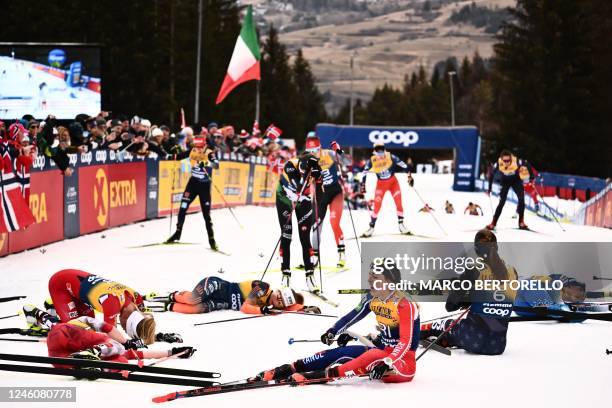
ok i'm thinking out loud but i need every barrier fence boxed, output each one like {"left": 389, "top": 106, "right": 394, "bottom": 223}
{"left": 0, "top": 150, "right": 278, "bottom": 257}
{"left": 573, "top": 183, "right": 611, "bottom": 229}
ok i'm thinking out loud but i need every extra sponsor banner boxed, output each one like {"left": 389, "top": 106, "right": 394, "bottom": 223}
{"left": 79, "top": 165, "right": 110, "bottom": 234}
{"left": 8, "top": 170, "right": 64, "bottom": 253}
{"left": 251, "top": 164, "right": 277, "bottom": 206}
{"left": 107, "top": 162, "right": 147, "bottom": 227}
{"left": 212, "top": 161, "right": 250, "bottom": 208}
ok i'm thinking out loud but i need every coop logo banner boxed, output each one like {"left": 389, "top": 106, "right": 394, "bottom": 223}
{"left": 361, "top": 242, "right": 611, "bottom": 302}
{"left": 369, "top": 130, "right": 419, "bottom": 147}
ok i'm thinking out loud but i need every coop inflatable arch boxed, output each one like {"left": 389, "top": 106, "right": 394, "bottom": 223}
{"left": 315, "top": 124, "right": 481, "bottom": 191}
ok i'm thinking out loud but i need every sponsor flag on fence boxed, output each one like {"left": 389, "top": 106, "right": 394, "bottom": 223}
{"left": 215, "top": 6, "right": 261, "bottom": 104}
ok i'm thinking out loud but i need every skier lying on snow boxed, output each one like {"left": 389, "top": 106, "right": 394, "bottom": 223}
{"left": 513, "top": 274, "right": 587, "bottom": 322}
{"left": 22, "top": 307, "right": 194, "bottom": 368}
{"left": 250, "top": 263, "right": 420, "bottom": 384}
{"left": 150, "top": 277, "right": 321, "bottom": 315}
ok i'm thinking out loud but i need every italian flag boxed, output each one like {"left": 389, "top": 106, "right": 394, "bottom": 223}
{"left": 215, "top": 6, "right": 261, "bottom": 104}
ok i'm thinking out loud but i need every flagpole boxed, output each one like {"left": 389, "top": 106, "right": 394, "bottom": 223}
{"left": 255, "top": 80, "right": 260, "bottom": 123}
{"left": 194, "top": 0, "right": 204, "bottom": 123}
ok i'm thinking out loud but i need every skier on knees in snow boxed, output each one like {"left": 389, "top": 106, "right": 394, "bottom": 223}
{"left": 166, "top": 135, "right": 219, "bottom": 250}
{"left": 304, "top": 132, "right": 347, "bottom": 268}
{"left": 275, "top": 152, "right": 322, "bottom": 292}
{"left": 361, "top": 143, "right": 414, "bottom": 237}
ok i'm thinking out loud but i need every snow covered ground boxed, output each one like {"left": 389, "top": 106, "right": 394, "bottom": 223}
{"left": 1, "top": 174, "right": 610, "bottom": 407}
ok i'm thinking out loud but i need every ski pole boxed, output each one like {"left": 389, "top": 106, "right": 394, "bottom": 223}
{"left": 420, "top": 311, "right": 464, "bottom": 324}
{"left": 194, "top": 314, "right": 272, "bottom": 326}
{"left": 168, "top": 156, "right": 179, "bottom": 235}
{"left": 0, "top": 296, "right": 26, "bottom": 303}
{"left": 416, "top": 307, "right": 469, "bottom": 361}
{"left": 332, "top": 148, "right": 361, "bottom": 259}
{"left": 411, "top": 184, "right": 447, "bottom": 235}
{"left": 288, "top": 338, "right": 320, "bottom": 345}
{"left": 593, "top": 276, "right": 612, "bottom": 281}
{"left": 279, "top": 310, "right": 338, "bottom": 318}
{"left": 0, "top": 314, "right": 19, "bottom": 320}
{"left": 0, "top": 338, "right": 46, "bottom": 343}
{"left": 260, "top": 169, "right": 312, "bottom": 282}
{"left": 121, "top": 349, "right": 190, "bottom": 378}
{"left": 536, "top": 191, "right": 565, "bottom": 232}
{"left": 200, "top": 165, "right": 244, "bottom": 230}
{"left": 312, "top": 179, "right": 324, "bottom": 293}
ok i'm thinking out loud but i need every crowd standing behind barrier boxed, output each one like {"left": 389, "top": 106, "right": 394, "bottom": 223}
{"left": 0, "top": 149, "right": 278, "bottom": 257}
{"left": 0, "top": 112, "right": 294, "bottom": 256}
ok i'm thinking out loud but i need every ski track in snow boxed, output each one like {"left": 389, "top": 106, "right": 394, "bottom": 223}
{"left": 1, "top": 174, "right": 610, "bottom": 407}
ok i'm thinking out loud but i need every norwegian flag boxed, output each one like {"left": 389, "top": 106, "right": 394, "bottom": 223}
{"left": 0, "top": 141, "right": 35, "bottom": 233}
{"left": 264, "top": 124, "right": 282, "bottom": 140}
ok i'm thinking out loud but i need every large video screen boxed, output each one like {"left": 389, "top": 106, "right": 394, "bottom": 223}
{"left": 0, "top": 43, "right": 101, "bottom": 119}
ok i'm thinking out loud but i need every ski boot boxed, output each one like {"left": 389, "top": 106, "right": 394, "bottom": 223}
{"left": 165, "top": 228, "right": 182, "bottom": 244}
{"left": 250, "top": 363, "right": 296, "bottom": 383}
{"left": 44, "top": 298, "right": 58, "bottom": 320}
{"left": 281, "top": 270, "right": 292, "bottom": 287}
{"left": 361, "top": 218, "right": 377, "bottom": 238}
{"left": 23, "top": 305, "right": 54, "bottom": 331}
{"left": 518, "top": 220, "right": 529, "bottom": 230}
{"left": 337, "top": 244, "right": 346, "bottom": 268}
{"left": 70, "top": 346, "right": 102, "bottom": 361}
{"left": 145, "top": 291, "right": 177, "bottom": 303}
{"left": 398, "top": 216, "right": 410, "bottom": 235}
{"left": 305, "top": 270, "right": 320, "bottom": 294}
{"left": 486, "top": 220, "right": 496, "bottom": 231}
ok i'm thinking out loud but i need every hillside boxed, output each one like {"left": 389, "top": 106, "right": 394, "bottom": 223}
{"left": 241, "top": 0, "right": 515, "bottom": 113}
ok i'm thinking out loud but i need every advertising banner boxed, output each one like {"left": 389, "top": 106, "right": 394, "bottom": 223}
{"left": 63, "top": 162, "right": 80, "bottom": 239}
{"left": 157, "top": 160, "right": 198, "bottom": 217}
{"left": 0, "top": 232, "right": 8, "bottom": 256}
{"left": 212, "top": 161, "right": 250, "bottom": 208}
{"left": 145, "top": 157, "right": 159, "bottom": 219}
{"left": 251, "top": 164, "right": 277, "bottom": 206}
{"left": 78, "top": 165, "right": 110, "bottom": 234}
{"left": 316, "top": 124, "right": 480, "bottom": 191}
{"left": 107, "top": 162, "right": 147, "bottom": 227}
{"left": 8, "top": 170, "right": 64, "bottom": 253}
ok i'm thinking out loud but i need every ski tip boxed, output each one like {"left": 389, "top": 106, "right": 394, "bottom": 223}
{"left": 152, "top": 393, "right": 174, "bottom": 403}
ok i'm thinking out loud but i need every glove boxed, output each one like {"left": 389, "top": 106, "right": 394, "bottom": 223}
{"left": 123, "top": 338, "right": 148, "bottom": 350}
{"left": 368, "top": 360, "right": 391, "bottom": 380}
{"left": 306, "top": 155, "right": 320, "bottom": 171}
{"left": 336, "top": 332, "right": 356, "bottom": 347}
{"left": 320, "top": 330, "right": 335, "bottom": 345}
{"left": 407, "top": 174, "right": 414, "bottom": 187}
{"left": 302, "top": 306, "right": 321, "bottom": 314}
{"left": 171, "top": 346, "right": 197, "bottom": 359}
{"left": 156, "top": 332, "right": 183, "bottom": 344}
{"left": 330, "top": 141, "right": 344, "bottom": 155}
{"left": 260, "top": 306, "right": 273, "bottom": 315}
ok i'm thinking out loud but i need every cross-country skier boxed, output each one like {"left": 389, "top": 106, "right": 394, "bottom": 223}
{"left": 47, "top": 269, "right": 157, "bottom": 345}
{"left": 513, "top": 274, "right": 586, "bottom": 322}
{"left": 361, "top": 143, "right": 414, "bottom": 237}
{"left": 155, "top": 277, "right": 320, "bottom": 315}
{"left": 304, "top": 132, "right": 346, "bottom": 267}
{"left": 420, "top": 229, "right": 518, "bottom": 355}
{"left": 464, "top": 202, "right": 483, "bottom": 216}
{"left": 276, "top": 152, "right": 322, "bottom": 292}
{"left": 486, "top": 150, "right": 534, "bottom": 230}
{"left": 22, "top": 310, "right": 195, "bottom": 369}
{"left": 166, "top": 135, "right": 219, "bottom": 250}
{"left": 444, "top": 200, "right": 455, "bottom": 214}
{"left": 288, "top": 263, "right": 420, "bottom": 384}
